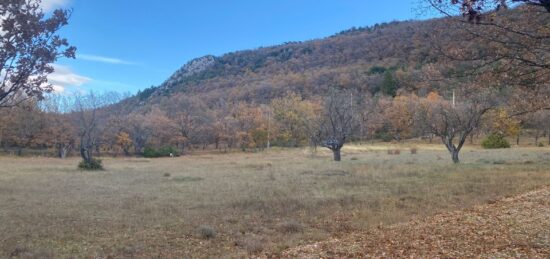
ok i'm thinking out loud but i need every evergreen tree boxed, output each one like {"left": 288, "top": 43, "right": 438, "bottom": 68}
{"left": 381, "top": 71, "right": 398, "bottom": 97}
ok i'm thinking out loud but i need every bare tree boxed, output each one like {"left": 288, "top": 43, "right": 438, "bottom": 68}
{"left": 317, "top": 89, "right": 356, "bottom": 161}
{"left": 72, "top": 92, "right": 106, "bottom": 168}
{"left": 0, "top": 0, "right": 75, "bottom": 107}
{"left": 73, "top": 91, "right": 125, "bottom": 163}
{"left": 416, "top": 89, "right": 497, "bottom": 163}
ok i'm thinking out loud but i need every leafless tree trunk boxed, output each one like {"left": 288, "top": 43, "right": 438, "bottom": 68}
{"left": 73, "top": 92, "right": 103, "bottom": 165}
{"left": 317, "top": 89, "right": 358, "bottom": 162}
{"left": 416, "top": 89, "right": 497, "bottom": 163}
{"left": 58, "top": 143, "right": 72, "bottom": 159}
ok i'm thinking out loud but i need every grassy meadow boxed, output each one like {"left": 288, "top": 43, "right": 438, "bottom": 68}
{"left": 1, "top": 143, "right": 549, "bottom": 258}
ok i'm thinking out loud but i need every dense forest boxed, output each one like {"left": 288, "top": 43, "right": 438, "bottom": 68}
{"left": 0, "top": 4, "right": 548, "bottom": 163}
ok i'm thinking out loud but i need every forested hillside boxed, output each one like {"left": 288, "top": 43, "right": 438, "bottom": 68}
{"left": 1, "top": 5, "right": 548, "bottom": 161}
{"left": 134, "top": 17, "right": 442, "bottom": 105}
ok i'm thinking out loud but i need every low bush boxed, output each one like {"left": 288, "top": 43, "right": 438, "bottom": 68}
{"left": 538, "top": 142, "right": 544, "bottom": 147}
{"left": 410, "top": 147, "right": 418, "bottom": 154}
{"left": 143, "top": 146, "right": 178, "bottom": 158}
{"left": 78, "top": 159, "right": 104, "bottom": 171}
{"left": 376, "top": 132, "right": 393, "bottom": 142}
{"left": 196, "top": 225, "right": 216, "bottom": 239}
{"left": 158, "top": 146, "right": 178, "bottom": 157}
{"left": 481, "top": 134, "right": 510, "bottom": 149}
{"left": 142, "top": 147, "right": 157, "bottom": 158}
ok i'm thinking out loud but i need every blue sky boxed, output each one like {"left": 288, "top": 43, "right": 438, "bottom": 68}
{"left": 44, "top": 0, "right": 432, "bottom": 94}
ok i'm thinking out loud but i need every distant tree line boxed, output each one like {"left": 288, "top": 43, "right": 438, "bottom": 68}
{"left": 0, "top": 86, "right": 548, "bottom": 163}
{"left": 1, "top": 0, "right": 548, "bottom": 165}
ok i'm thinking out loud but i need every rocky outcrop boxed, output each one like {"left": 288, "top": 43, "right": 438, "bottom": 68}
{"left": 161, "top": 55, "right": 216, "bottom": 90}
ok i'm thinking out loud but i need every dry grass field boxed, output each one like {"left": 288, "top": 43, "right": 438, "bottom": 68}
{"left": 1, "top": 143, "right": 549, "bottom": 258}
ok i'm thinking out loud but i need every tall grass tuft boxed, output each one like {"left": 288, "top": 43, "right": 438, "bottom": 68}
{"left": 197, "top": 225, "right": 216, "bottom": 239}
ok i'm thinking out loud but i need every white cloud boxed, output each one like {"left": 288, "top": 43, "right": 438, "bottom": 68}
{"left": 41, "top": 0, "right": 71, "bottom": 12}
{"left": 77, "top": 54, "right": 138, "bottom": 65}
{"left": 48, "top": 64, "right": 91, "bottom": 92}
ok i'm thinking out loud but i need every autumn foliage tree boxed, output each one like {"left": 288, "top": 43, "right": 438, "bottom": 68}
{"left": 116, "top": 132, "right": 132, "bottom": 156}
{"left": 484, "top": 109, "right": 521, "bottom": 138}
{"left": 381, "top": 95, "right": 419, "bottom": 141}
{"left": 43, "top": 113, "right": 75, "bottom": 158}
{"left": 0, "top": 0, "right": 75, "bottom": 107}
{"left": 271, "top": 92, "right": 321, "bottom": 147}
{"left": 2, "top": 101, "right": 45, "bottom": 155}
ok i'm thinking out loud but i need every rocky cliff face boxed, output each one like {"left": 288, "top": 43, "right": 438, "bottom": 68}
{"left": 161, "top": 55, "right": 217, "bottom": 90}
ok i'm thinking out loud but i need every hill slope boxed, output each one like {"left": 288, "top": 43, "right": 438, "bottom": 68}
{"left": 126, "top": 16, "right": 450, "bottom": 109}
{"left": 110, "top": 6, "right": 546, "bottom": 116}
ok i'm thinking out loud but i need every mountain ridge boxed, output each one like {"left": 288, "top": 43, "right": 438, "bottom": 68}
{"left": 133, "top": 18, "right": 429, "bottom": 104}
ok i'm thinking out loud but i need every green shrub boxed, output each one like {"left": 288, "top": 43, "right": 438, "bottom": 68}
{"left": 157, "top": 146, "right": 178, "bottom": 157}
{"left": 381, "top": 71, "right": 398, "bottom": 96}
{"left": 368, "top": 66, "right": 387, "bottom": 75}
{"left": 538, "top": 142, "right": 544, "bottom": 147}
{"left": 143, "top": 146, "right": 178, "bottom": 158}
{"left": 376, "top": 132, "right": 393, "bottom": 142}
{"left": 78, "top": 159, "right": 104, "bottom": 170}
{"left": 142, "top": 147, "right": 158, "bottom": 158}
{"left": 481, "top": 134, "right": 511, "bottom": 149}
